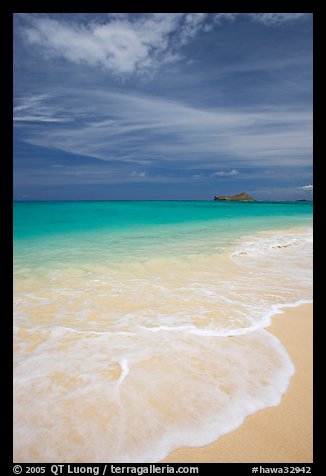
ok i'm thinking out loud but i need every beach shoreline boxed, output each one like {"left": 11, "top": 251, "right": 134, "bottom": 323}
{"left": 162, "top": 303, "right": 313, "bottom": 463}
{"left": 14, "top": 201, "right": 313, "bottom": 463}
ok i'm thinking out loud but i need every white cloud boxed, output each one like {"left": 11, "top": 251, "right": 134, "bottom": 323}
{"left": 18, "top": 13, "right": 310, "bottom": 77}
{"left": 300, "top": 184, "right": 313, "bottom": 191}
{"left": 178, "top": 13, "right": 207, "bottom": 44}
{"left": 23, "top": 17, "right": 147, "bottom": 75}
{"left": 20, "top": 14, "right": 201, "bottom": 77}
{"left": 250, "top": 13, "right": 308, "bottom": 25}
{"left": 130, "top": 170, "right": 147, "bottom": 178}
{"left": 213, "top": 12, "right": 308, "bottom": 26}
{"left": 213, "top": 13, "right": 308, "bottom": 26}
{"left": 210, "top": 169, "right": 239, "bottom": 177}
{"left": 213, "top": 13, "right": 238, "bottom": 24}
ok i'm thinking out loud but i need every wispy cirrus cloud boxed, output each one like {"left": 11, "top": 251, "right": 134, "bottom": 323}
{"left": 16, "top": 89, "right": 312, "bottom": 170}
{"left": 14, "top": 94, "right": 72, "bottom": 123}
{"left": 214, "top": 13, "right": 308, "bottom": 26}
{"left": 210, "top": 169, "right": 239, "bottom": 177}
{"left": 250, "top": 13, "right": 308, "bottom": 25}
{"left": 13, "top": 115, "right": 71, "bottom": 123}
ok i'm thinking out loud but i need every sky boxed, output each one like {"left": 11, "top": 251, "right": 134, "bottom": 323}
{"left": 13, "top": 13, "right": 313, "bottom": 200}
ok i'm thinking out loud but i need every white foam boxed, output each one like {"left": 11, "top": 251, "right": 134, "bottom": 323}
{"left": 118, "top": 357, "right": 130, "bottom": 384}
{"left": 231, "top": 226, "right": 312, "bottom": 262}
{"left": 13, "top": 225, "right": 312, "bottom": 462}
{"left": 14, "top": 328, "right": 294, "bottom": 463}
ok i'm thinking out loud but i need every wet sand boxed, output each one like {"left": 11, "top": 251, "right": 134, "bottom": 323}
{"left": 162, "top": 303, "right": 313, "bottom": 463}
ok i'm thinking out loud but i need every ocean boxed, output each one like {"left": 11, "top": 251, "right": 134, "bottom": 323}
{"left": 13, "top": 200, "right": 313, "bottom": 462}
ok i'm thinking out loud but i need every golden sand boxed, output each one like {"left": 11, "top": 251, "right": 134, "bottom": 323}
{"left": 162, "top": 303, "right": 313, "bottom": 463}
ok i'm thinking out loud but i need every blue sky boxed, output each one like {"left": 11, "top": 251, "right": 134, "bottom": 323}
{"left": 13, "top": 13, "right": 313, "bottom": 200}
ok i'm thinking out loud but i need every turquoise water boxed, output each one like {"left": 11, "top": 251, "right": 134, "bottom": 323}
{"left": 14, "top": 200, "right": 312, "bottom": 267}
{"left": 13, "top": 201, "right": 313, "bottom": 463}
{"left": 14, "top": 200, "right": 313, "bottom": 239}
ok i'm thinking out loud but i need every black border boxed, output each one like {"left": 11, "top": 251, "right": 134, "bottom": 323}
{"left": 6, "top": 3, "right": 320, "bottom": 472}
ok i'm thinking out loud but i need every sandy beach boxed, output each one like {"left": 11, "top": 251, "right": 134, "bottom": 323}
{"left": 14, "top": 201, "right": 313, "bottom": 462}
{"left": 162, "top": 303, "right": 313, "bottom": 463}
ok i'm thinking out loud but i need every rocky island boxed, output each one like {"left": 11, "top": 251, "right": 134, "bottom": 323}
{"left": 213, "top": 192, "right": 255, "bottom": 202}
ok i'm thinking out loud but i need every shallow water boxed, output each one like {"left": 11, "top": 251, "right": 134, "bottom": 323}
{"left": 13, "top": 201, "right": 313, "bottom": 462}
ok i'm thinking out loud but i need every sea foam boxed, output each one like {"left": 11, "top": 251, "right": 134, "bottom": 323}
{"left": 13, "top": 224, "right": 312, "bottom": 462}
{"left": 14, "top": 327, "right": 294, "bottom": 463}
